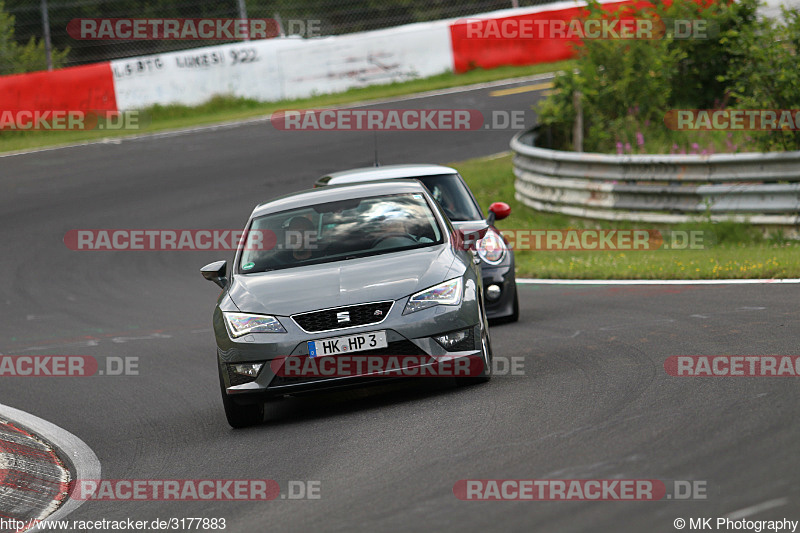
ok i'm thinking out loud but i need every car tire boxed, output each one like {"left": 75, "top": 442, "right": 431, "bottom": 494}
{"left": 508, "top": 288, "right": 520, "bottom": 323}
{"left": 219, "top": 369, "right": 264, "bottom": 428}
{"left": 456, "top": 304, "right": 493, "bottom": 386}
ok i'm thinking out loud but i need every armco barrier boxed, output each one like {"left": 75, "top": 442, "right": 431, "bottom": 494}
{"left": 511, "top": 128, "right": 800, "bottom": 225}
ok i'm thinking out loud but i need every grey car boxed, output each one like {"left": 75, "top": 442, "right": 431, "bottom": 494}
{"left": 315, "top": 164, "right": 519, "bottom": 322}
{"left": 201, "top": 180, "right": 493, "bottom": 428}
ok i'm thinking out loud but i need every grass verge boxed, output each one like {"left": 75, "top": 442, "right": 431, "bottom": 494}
{"left": 453, "top": 153, "right": 800, "bottom": 279}
{"left": 0, "top": 61, "right": 572, "bottom": 154}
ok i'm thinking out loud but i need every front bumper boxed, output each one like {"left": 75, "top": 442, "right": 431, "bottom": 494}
{"left": 215, "top": 284, "right": 483, "bottom": 399}
{"left": 482, "top": 263, "right": 517, "bottom": 320}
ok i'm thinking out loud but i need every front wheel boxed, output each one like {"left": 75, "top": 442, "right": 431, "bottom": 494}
{"left": 219, "top": 369, "right": 264, "bottom": 428}
{"left": 456, "top": 305, "right": 493, "bottom": 386}
{"left": 508, "top": 288, "right": 519, "bottom": 323}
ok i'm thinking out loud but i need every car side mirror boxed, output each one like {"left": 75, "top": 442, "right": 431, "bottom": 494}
{"left": 453, "top": 223, "right": 489, "bottom": 251}
{"left": 201, "top": 260, "right": 228, "bottom": 289}
{"left": 488, "top": 202, "right": 511, "bottom": 224}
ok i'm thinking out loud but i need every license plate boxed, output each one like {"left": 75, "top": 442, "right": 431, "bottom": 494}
{"left": 308, "top": 331, "right": 388, "bottom": 357}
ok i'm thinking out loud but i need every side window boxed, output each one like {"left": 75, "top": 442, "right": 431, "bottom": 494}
{"left": 420, "top": 177, "right": 472, "bottom": 220}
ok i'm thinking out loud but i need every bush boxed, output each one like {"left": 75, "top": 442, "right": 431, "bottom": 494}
{"left": 721, "top": 6, "right": 800, "bottom": 151}
{"left": 536, "top": 0, "right": 783, "bottom": 153}
{"left": 537, "top": 8, "right": 685, "bottom": 153}
{"left": 667, "top": 0, "right": 760, "bottom": 108}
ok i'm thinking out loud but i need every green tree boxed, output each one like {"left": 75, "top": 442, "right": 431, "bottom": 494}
{"left": 536, "top": 0, "right": 767, "bottom": 152}
{"left": 0, "top": 0, "right": 16, "bottom": 72}
{"left": 537, "top": 1, "right": 686, "bottom": 152}
{"left": 0, "top": 0, "right": 68, "bottom": 75}
{"left": 721, "top": 5, "right": 800, "bottom": 151}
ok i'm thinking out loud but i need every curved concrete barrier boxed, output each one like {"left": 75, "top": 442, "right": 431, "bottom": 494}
{"left": 0, "top": 404, "right": 100, "bottom": 531}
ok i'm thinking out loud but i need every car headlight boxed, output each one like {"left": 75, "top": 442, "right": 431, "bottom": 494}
{"left": 403, "top": 278, "right": 463, "bottom": 315}
{"left": 224, "top": 312, "right": 286, "bottom": 337}
{"left": 476, "top": 228, "right": 506, "bottom": 265}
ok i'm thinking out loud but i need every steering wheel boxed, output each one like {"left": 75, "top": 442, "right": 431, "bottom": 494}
{"left": 371, "top": 233, "right": 417, "bottom": 248}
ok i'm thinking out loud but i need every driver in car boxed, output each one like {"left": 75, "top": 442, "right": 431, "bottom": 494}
{"left": 282, "top": 215, "right": 317, "bottom": 261}
{"left": 372, "top": 213, "right": 432, "bottom": 248}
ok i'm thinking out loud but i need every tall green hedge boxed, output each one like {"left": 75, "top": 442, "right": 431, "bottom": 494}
{"left": 537, "top": 0, "right": 800, "bottom": 152}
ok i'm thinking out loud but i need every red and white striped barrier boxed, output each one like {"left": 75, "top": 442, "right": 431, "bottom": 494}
{"left": 0, "top": 62, "right": 116, "bottom": 113}
{"left": 0, "top": 0, "right": 658, "bottom": 113}
{"left": 449, "top": 0, "right": 642, "bottom": 73}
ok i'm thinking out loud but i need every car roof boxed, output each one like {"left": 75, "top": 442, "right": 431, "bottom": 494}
{"left": 319, "top": 164, "right": 458, "bottom": 186}
{"left": 251, "top": 180, "right": 430, "bottom": 218}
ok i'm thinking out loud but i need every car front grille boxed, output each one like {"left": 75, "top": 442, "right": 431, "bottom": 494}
{"left": 292, "top": 301, "right": 393, "bottom": 333}
{"left": 269, "top": 339, "right": 428, "bottom": 387}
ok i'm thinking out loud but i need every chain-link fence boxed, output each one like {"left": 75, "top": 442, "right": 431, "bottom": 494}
{"left": 2, "top": 0, "right": 558, "bottom": 74}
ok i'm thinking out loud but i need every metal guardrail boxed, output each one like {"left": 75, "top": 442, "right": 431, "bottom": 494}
{"left": 510, "top": 128, "right": 800, "bottom": 225}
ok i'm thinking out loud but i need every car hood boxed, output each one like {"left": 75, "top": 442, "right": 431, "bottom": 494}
{"left": 228, "top": 245, "right": 461, "bottom": 316}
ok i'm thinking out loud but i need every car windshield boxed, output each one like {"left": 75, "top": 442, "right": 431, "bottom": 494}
{"left": 239, "top": 192, "right": 443, "bottom": 273}
{"left": 415, "top": 174, "right": 483, "bottom": 221}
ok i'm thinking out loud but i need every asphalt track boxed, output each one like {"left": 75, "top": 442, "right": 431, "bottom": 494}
{"left": 1, "top": 77, "right": 799, "bottom": 532}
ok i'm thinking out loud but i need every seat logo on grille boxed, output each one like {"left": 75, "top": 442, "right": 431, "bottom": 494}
{"left": 336, "top": 311, "right": 351, "bottom": 323}
{"left": 374, "top": 309, "right": 383, "bottom": 316}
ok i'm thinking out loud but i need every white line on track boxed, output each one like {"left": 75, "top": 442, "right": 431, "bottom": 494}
{"left": 0, "top": 403, "right": 101, "bottom": 530}
{"left": 724, "top": 497, "right": 789, "bottom": 519}
{"left": 517, "top": 278, "right": 800, "bottom": 285}
{"left": 475, "top": 151, "right": 511, "bottom": 161}
{"left": 0, "top": 72, "right": 559, "bottom": 159}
